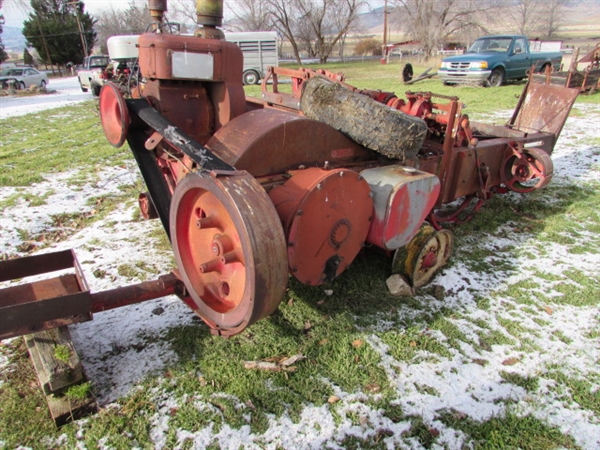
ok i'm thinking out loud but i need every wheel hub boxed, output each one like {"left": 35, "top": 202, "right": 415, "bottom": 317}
{"left": 501, "top": 145, "right": 553, "bottom": 193}
{"left": 170, "top": 171, "right": 288, "bottom": 335}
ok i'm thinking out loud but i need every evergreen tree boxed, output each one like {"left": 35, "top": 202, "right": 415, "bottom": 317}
{"left": 23, "top": 47, "right": 34, "bottom": 65}
{"left": 0, "top": 0, "right": 9, "bottom": 63}
{"left": 22, "top": 0, "right": 97, "bottom": 66}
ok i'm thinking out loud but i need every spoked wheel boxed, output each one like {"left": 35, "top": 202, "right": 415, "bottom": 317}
{"left": 170, "top": 171, "right": 288, "bottom": 336}
{"left": 392, "top": 224, "right": 453, "bottom": 288}
{"left": 501, "top": 147, "right": 553, "bottom": 193}
{"left": 428, "top": 194, "right": 485, "bottom": 230}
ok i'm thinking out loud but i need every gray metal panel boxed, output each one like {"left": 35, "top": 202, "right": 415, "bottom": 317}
{"left": 172, "top": 51, "right": 214, "bottom": 80}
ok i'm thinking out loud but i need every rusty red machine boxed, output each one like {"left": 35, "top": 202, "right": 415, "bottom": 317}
{"left": 0, "top": 0, "right": 579, "bottom": 341}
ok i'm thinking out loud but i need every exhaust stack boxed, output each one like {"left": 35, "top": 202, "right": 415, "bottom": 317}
{"left": 194, "top": 0, "right": 225, "bottom": 39}
{"left": 148, "top": 0, "right": 168, "bottom": 31}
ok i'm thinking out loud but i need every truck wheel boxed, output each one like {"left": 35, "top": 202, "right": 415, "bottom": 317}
{"left": 487, "top": 68, "right": 504, "bottom": 87}
{"left": 539, "top": 63, "right": 551, "bottom": 74}
{"left": 243, "top": 70, "right": 260, "bottom": 85}
{"left": 91, "top": 83, "right": 102, "bottom": 97}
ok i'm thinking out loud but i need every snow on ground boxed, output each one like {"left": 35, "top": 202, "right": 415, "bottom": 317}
{"left": 0, "top": 76, "right": 89, "bottom": 119}
{"left": 0, "top": 89, "right": 599, "bottom": 448}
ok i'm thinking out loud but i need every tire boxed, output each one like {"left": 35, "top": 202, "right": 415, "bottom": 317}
{"left": 539, "top": 64, "right": 550, "bottom": 74}
{"left": 402, "top": 63, "right": 414, "bottom": 82}
{"left": 243, "top": 70, "right": 260, "bottom": 85}
{"left": 91, "top": 83, "right": 102, "bottom": 97}
{"left": 19, "top": 81, "right": 26, "bottom": 90}
{"left": 487, "top": 68, "right": 504, "bottom": 87}
{"left": 40, "top": 80, "right": 47, "bottom": 89}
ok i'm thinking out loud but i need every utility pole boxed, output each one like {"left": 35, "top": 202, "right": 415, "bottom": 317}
{"left": 67, "top": 1, "right": 88, "bottom": 57}
{"left": 35, "top": 15, "right": 57, "bottom": 76}
{"left": 381, "top": 0, "right": 388, "bottom": 64}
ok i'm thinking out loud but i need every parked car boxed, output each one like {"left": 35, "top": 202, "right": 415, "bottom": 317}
{"left": 0, "top": 67, "right": 49, "bottom": 90}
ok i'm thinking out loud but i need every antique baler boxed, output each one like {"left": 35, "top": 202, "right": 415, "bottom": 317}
{"left": 0, "top": 0, "right": 580, "bottom": 343}
{"left": 94, "top": 0, "right": 458, "bottom": 337}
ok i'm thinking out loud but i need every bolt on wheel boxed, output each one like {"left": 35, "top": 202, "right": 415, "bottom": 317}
{"left": 170, "top": 171, "right": 288, "bottom": 336}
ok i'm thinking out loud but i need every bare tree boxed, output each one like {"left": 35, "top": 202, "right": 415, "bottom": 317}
{"left": 391, "top": 0, "right": 489, "bottom": 61}
{"left": 266, "top": 0, "right": 303, "bottom": 64}
{"left": 295, "top": 17, "right": 317, "bottom": 59}
{"left": 540, "top": 0, "right": 568, "bottom": 37}
{"left": 168, "top": 0, "right": 195, "bottom": 30}
{"left": 226, "top": 0, "right": 273, "bottom": 31}
{"left": 299, "top": 0, "right": 362, "bottom": 63}
{"left": 502, "top": 0, "right": 544, "bottom": 36}
{"left": 94, "top": 2, "right": 150, "bottom": 54}
{"left": 267, "top": 0, "right": 362, "bottom": 64}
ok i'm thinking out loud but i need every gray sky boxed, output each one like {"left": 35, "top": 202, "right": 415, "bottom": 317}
{"left": 2, "top": 0, "right": 386, "bottom": 28}
{"left": 3, "top": 0, "right": 146, "bottom": 27}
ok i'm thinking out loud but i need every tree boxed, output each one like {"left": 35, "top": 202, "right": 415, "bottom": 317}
{"left": 354, "top": 38, "right": 382, "bottom": 56}
{"left": 267, "top": 0, "right": 362, "bottom": 64}
{"left": 299, "top": 0, "right": 362, "bottom": 63}
{"left": 391, "top": 0, "right": 489, "bottom": 61}
{"left": 0, "top": 0, "right": 9, "bottom": 63}
{"left": 23, "top": 47, "right": 34, "bottom": 65}
{"left": 502, "top": 0, "right": 543, "bottom": 35}
{"left": 22, "top": 1, "right": 96, "bottom": 65}
{"left": 168, "top": 0, "right": 196, "bottom": 30}
{"left": 94, "top": 2, "right": 150, "bottom": 54}
{"left": 226, "top": 0, "right": 272, "bottom": 31}
{"left": 266, "top": 0, "right": 302, "bottom": 64}
{"left": 540, "top": 0, "right": 568, "bottom": 37}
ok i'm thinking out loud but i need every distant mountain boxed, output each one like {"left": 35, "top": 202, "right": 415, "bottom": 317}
{"left": 1, "top": 26, "right": 27, "bottom": 53}
{"left": 356, "top": 6, "right": 386, "bottom": 32}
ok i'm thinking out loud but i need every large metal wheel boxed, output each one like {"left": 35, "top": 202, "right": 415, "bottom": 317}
{"left": 501, "top": 147, "right": 553, "bottom": 193}
{"left": 170, "top": 171, "right": 288, "bottom": 336}
{"left": 392, "top": 225, "right": 453, "bottom": 288}
{"left": 99, "top": 82, "right": 130, "bottom": 148}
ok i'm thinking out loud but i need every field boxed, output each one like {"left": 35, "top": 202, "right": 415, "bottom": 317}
{"left": 0, "top": 61, "right": 599, "bottom": 449}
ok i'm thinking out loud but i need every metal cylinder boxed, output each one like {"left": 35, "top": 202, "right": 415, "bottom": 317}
{"left": 148, "top": 0, "right": 168, "bottom": 11}
{"left": 148, "top": 0, "right": 168, "bottom": 26}
{"left": 196, "top": 0, "right": 223, "bottom": 27}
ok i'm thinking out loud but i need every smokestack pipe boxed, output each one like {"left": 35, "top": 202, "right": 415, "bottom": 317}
{"left": 148, "top": 0, "right": 168, "bottom": 30}
{"left": 195, "top": 0, "right": 225, "bottom": 39}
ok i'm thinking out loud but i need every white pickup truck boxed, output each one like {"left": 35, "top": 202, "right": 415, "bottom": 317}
{"left": 77, "top": 55, "right": 110, "bottom": 96}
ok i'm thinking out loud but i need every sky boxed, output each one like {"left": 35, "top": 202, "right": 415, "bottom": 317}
{"left": 3, "top": 0, "right": 386, "bottom": 28}
{"left": 2, "top": 0, "right": 148, "bottom": 27}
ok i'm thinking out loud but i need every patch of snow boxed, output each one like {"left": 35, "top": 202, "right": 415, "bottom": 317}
{"left": 0, "top": 76, "right": 91, "bottom": 119}
{"left": 0, "top": 91, "right": 598, "bottom": 449}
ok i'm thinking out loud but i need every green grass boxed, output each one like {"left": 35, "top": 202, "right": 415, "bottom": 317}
{"left": 1, "top": 62, "right": 599, "bottom": 449}
{"left": 246, "top": 60, "right": 600, "bottom": 117}
{"left": 0, "top": 101, "right": 131, "bottom": 186}
{"left": 438, "top": 411, "right": 579, "bottom": 449}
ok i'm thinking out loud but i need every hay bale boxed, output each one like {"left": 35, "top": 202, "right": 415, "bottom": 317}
{"left": 300, "top": 76, "right": 427, "bottom": 160}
